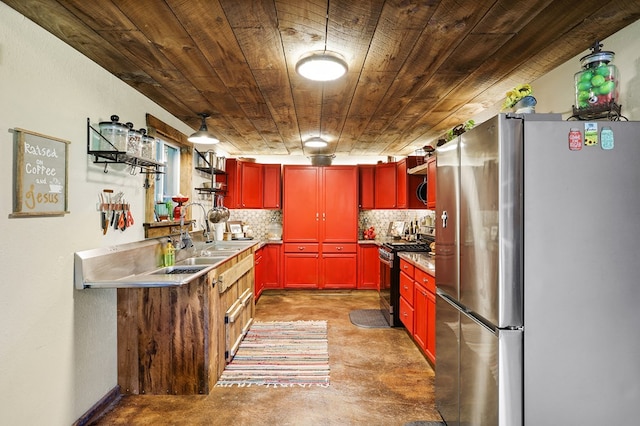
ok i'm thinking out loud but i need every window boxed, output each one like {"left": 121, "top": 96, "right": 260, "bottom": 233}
{"left": 155, "top": 139, "right": 180, "bottom": 203}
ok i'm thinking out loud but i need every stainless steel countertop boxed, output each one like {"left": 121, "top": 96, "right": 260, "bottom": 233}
{"left": 75, "top": 239, "right": 260, "bottom": 289}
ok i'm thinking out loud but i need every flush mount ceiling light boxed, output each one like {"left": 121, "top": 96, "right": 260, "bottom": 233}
{"left": 188, "top": 113, "right": 219, "bottom": 144}
{"left": 304, "top": 136, "right": 329, "bottom": 148}
{"left": 296, "top": 51, "right": 348, "bottom": 82}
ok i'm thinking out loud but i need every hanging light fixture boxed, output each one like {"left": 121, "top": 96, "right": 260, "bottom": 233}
{"left": 304, "top": 136, "right": 328, "bottom": 148}
{"left": 188, "top": 113, "right": 219, "bottom": 144}
{"left": 296, "top": 51, "right": 348, "bottom": 82}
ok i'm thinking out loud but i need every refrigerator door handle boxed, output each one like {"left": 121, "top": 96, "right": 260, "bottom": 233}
{"left": 441, "top": 210, "right": 448, "bottom": 228}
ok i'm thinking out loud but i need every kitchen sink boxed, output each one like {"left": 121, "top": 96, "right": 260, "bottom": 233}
{"left": 150, "top": 265, "right": 210, "bottom": 275}
{"left": 178, "top": 256, "right": 228, "bottom": 265}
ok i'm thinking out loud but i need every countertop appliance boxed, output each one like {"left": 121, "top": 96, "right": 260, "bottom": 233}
{"left": 435, "top": 113, "right": 640, "bottom": 425}
{"left": 379, "top": 239, "right": 432, "bottom": 326}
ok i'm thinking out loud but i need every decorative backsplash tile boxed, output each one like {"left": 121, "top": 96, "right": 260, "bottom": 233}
{"left": 224, "top": 208, "right": 435, "bottom": 241}
{"left": 358, "top": 209, "right": 434, "bottom": 238}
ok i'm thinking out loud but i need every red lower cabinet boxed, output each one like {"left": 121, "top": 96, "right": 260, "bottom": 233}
{"left": 426, "top": 290, "right": 436, "bottom": 363}
{"left": 262, "top": 244, "right": 281, "bottom": 290}
{"left": 413, "top": 282, "right": 428, "bottom": 351}
{"left": 399, "top": 296, "right": 414, "bottom": 334}
{"left": 400, "top": 258, "right": 436, "bottom": 365}
{"left": 283, "top": 252, "right": 319, "bottom": 288}
{"left": 357, "top": 243, "right": 379, "bottom": 289}
{"left": 322, "top": 253, "right": 357, "bottom": 289}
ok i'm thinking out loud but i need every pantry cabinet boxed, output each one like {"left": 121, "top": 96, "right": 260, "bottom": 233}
{"left": 282, "top": 166, "right": 357, "bottom": 288}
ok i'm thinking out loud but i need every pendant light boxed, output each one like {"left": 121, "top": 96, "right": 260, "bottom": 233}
{"left": 188, "top": 113, "right": 219, "bottom": 144}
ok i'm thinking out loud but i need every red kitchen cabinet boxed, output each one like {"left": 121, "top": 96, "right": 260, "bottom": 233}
{"left": 283, "top": 166, "right": 357, "bottom": 288}
{"left": 426, "top": 289, "right": 436, "bottom": 364}
{"left": 262, "top": 243, "right": 281, "bottom": 290}
{"left": 322, "top": 252, "right": 357, "bottom": 288}
{"left": 426, "top": 156, "right": 436, "bottom": 209}
{"left": 263, "top": 164, "right": 281, "bottom": 209}
{"left": 399, "top": 257, "right": 436, "bottom": 365}
{"left": 375, "top": 162, "right": 397, "bottom": 208}
{"left": 357, "top": 243, "right": 379, "bottom": 289}
{"left": 414, "top": 266, "right": 436, "bottom": 365}
{"left": 322, "top": 167, "right": 358, "bottom": 242}
{"left": 399, "top": 156, "right": 428, "bottom": 209}
{"left": 254, "top": 247, "right": 265, "bottom": 300}
{"left": 224, "top": 159, "right": 280, "bottom": 209}
{"left": 397, "top": 158, "right": 408, "bottom": 208}
{"left": 283, "top": 166, "right": 320, "bottom": 242}
{"left": 358, "top": 164, "right": 375, "bottom": 209}
{"left": 399, "top": 295, "right": 414, "bottom": 334}
{"left": 413, "top": 281, "right": 428, "bottom": 353}
{"left": 283, "top": 244, "right": 319, "bottom": 288}
{"left": 239, "top": 161, "right": 263, "bottom": 208}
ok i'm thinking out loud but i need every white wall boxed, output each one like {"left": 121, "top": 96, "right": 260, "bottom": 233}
{"left": 473, "top": 18, "right": 640, "bottom": 124}
{"left": 1, "top": 3, "right": 638, "bottom": 424}
{"left": 0, "top": 4, "right": 192, "bottom": 425}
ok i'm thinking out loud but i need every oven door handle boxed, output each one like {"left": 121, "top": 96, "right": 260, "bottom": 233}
{"left": 379, "top": 256, "right": 393, "bottom": 268}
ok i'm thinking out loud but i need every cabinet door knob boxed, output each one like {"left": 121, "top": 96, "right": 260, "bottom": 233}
{"left": 336, "top": 246, "right": 342, "bottom": 250}
{"left": 298, "top": 246, "right": 305, "bottom": 251}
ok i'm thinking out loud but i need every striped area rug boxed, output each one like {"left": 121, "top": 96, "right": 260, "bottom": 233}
{"left": 215, "top": 320, "right": 330, "bottom": 388}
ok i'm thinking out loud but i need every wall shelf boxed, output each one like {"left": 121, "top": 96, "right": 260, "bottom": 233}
{"left": 87, "top": 118, "right": 165, "bottom": 174}
{"left": 194, "top": 148, "right": 227, "bottom": 194}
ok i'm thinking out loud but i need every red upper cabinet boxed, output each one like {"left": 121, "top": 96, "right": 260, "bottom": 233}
{"left": 358, "top": 165, "right": 375, "bottom": 209}
{"left": 397, "top": 159, "right": 409, "bottom": 208}
{"left": 224, "top": 159, "right": 281, "bottom": 209}
{"left": 263, "top": 164, "right": 282, "bottom": 209}
{"left": 426, "top": 156, "right": 436, "bottom": 209}
{"left": 239, "top": 161, "right": 263, "bottom": 208}
{"left": 399, "top": 156, "right": 428, "bottom": 209}
{"left": 375, "top": 162, "right": 397, "bottom": 208}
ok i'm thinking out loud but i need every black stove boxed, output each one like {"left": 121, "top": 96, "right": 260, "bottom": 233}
{"left": 382, "top": 241, "right": 431, "bottom": 252}
{"left": 379, "top": 238, "right": 433, "bottom": 326}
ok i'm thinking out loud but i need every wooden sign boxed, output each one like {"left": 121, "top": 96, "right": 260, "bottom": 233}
{"left": 11, "top": 128, "right": 70, "bottom": 217}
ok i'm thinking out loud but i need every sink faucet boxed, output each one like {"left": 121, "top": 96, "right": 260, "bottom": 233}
{"left": 179, "top": 202, "right": 212, "bottom": 249}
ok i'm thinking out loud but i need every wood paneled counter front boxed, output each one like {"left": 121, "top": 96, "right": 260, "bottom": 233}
{"left": 117, "top": 247, "right": 256, "bottom": 395}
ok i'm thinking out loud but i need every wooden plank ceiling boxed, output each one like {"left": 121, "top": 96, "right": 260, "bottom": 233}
{"left": 4, "top": 0, "right": 640, "bottom": 157}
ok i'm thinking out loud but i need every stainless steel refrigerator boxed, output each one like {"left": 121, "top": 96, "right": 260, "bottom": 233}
{"left": 434, "top": 113, "right": 640, "bottom": 426}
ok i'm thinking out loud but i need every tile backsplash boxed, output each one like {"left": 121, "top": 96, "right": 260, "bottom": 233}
{"left": 224, "top": 209, "right": 435, "bottom": 240}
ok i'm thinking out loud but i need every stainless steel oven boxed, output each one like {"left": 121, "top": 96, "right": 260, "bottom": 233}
{"left": 379, "top": 240, "right": 433, "bottom": 327}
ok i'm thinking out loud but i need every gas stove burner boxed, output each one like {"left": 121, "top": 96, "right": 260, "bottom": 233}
{"left": 382, "top": 242, "right": 430, "bottom": 252}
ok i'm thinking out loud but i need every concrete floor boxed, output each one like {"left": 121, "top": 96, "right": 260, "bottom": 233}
{"left": 92, "top": 290, "right": 441, "bottom": 426}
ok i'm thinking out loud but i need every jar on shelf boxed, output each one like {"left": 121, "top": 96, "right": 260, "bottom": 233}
{"left": 126, "top": 123, "right": 142, "bottom": 157}
{"left": 98, "top": 115, "right": 128, "bottom": 151}
{"left": 574, "top": 41, "right": 619, "bottom": 111}
{"left": 140, "top": 129, "right": 156, "bottom": 160}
